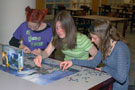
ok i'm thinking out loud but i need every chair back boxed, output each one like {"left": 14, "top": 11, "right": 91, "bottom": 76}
{"left": 102, "top": 5, "right": 111, "bottom": 16}
{"left": 58, "top": 5, "right": 66, "bottom": 11}
{"left": 79, "top": 5, "right": 89, "bottom": 15}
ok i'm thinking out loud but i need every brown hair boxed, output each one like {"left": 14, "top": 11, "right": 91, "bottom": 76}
{"left": 89, "top": 19, "right": 128, "bottom": 60}
{"left": 52, "top": 10, "right": 77, "bottom": 50}
{"left": 25, "top": 6, "right": 48, "bottom": 23}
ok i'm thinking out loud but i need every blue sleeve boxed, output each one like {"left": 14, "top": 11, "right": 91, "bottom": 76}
{"left": 46, "top": 23, "right": 53, "bottom": 43}
{"left": 72, "top": 50, "right": 102, "bottom": 68}
{"left": 102, "top": 44, "right": 130, "bottom": 84}
{"left": 48, "top": 27, "right": 53, "bottom": 43}
{"left": 13, "top": 22, "right": 25, "bottom": 40}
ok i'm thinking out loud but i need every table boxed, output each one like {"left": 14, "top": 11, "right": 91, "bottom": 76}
{"left": 66, "top": 8, "right": 83, "bottom": 16}
{"left": 0, "top": 57, "right": 114, "bottom": 90}
{"left": 74, "top": 15, "right": 128, "bottom": 37}
{"left": 53, "top": 7, "right": 83, "bottom": 16}
{"left": 98, "top": 6, "right": 123, "bottom": 15}
{"left": 111, "top": 7, "right": 123, "bottom": 13}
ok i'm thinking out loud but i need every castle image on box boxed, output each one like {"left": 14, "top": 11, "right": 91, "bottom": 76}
{"left": 1, "top": 45, "right": 23, "bottom": 71}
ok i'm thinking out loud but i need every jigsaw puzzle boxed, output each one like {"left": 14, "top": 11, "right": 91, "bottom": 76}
{"left": 0, "top": 53, "right": 79, "bottom": 86}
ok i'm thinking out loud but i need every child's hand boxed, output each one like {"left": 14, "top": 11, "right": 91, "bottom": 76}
{"left": 23, "top": 46, "right": 31, "bottom": 53}
{"left": 95, "top": 67, "right": 102, "bottom": 71}
{"left": 34, "top": 55, "right": 42, "bottom": 67}
{"left": 60, "top": 61, "right": 73, "bottom": 71}
{"left": 19, "top": 44, "right": 31, "bottom": 53}
{"left": 31, "top": 48, "right": 41, "bottom": 55}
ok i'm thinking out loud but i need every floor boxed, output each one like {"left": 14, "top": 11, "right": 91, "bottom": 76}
{"left": 46, "top": 19, "right": 135, "bottom": 88}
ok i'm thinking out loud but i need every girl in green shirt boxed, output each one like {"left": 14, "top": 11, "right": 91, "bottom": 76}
{"left": 34, "top": 10, "right": 97, "bottom": 67}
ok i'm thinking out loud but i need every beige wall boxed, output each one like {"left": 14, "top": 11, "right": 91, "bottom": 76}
{"left": 0, "top": 0, "right": 35, "bottom": 44}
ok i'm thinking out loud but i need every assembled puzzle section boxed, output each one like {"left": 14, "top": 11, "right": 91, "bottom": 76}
{"left": 23, "top": 53, "right": 77, "bottom": 75}
{"left": 0, "top": 53, "right": 79, "bottom": 86}
{"left": 1, "top": 44, "right": 23, "bottom": 71}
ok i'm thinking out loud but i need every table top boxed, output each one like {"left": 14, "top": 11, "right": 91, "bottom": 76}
{"left": 66, "top": 8, "right": 83, "bottom": 11}
{"left": 0, "top": 57, "right": 112, "bottom": 90}
{"left": 74, "top": 15, "right": 128, "bottom": 21}
{"left": 99, "top": 6, "right": 123, "bottom": 9}
{"left": 111, "top": 7, "right": 123, "bottom": 10}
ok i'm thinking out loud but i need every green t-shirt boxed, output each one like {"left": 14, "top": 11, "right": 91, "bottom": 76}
{"left": 62, "top": 33, "right": 93, "bottom": 60}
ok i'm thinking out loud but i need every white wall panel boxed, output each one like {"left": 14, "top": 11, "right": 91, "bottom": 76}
{"left": 0, "top": 0, "right": 35, "bottom": 44}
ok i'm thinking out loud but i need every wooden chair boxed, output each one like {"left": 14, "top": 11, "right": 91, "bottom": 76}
{"left": 73, "top": 6, "right": 90, "bottom": 35}
{"left": 58, "top": 4, "right": 66, "bottom": 11}
{"left": 54, "top": 5, "right": 66, "bottom": 16}
{"left": 101, "top": 5, "right": 111, "bottom": 16}
{"left": 78, "top": 5, "right": 89, "bottom": 16}
{"left": 119, "top": 6, "right": 129, "bottom": 18}
{"left": 74, "top": 17, "right": 90, "bottom": 36}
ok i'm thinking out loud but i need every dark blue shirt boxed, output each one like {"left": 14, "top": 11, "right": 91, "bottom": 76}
{"left": 72, "top": 41, "right": 130, "bottom": 90}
